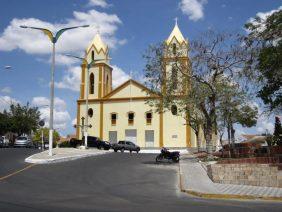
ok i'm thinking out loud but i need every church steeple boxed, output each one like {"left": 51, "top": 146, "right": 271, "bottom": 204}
{"left": 166, "top": 18, "right": 187, "bottom": 45}
{"left": 86, "top": 33, "right": 109, "bottom": 55}
{"left": 81, "top": 33, "right": 113, "bottom": 100}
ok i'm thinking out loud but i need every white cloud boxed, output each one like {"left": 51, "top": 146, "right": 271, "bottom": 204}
{"left": 0, "top": 9, "right": 123, "bottom": 55}
{"left": 55, "top": 54, "right": 79, "bottom": 66}
{"left": 72, "top": 118, "right": 77, "bottom": 126}
{"left": 31, "top": 96, "right": 67, "bottom": 111}
{"left": 257, "top": 120, "right": 274, "bottom": 134}
{"left": 0, "top": 95, "right": 19, "bottom": 112}
{"left": 88, "top": 0, "right": 109, "bottom": 8}
{"left": 55, "top": 66, "right": 81, "bottom": 91}
{"left": 54, "top": 64, "right": 130, "bottom": 92}
{"left": 179, "top": 0, "right": 207, "bottom": 21}
{"left": 246, "top": 6, "right": 282, "bottom": 33}
{"left": 31, "top": 96, "right": 49, "bottom": 108}
{"left": 1, "top": 87, "right": 12, "bottom": 94}
{"left": 31, "top": 96, "right": 70, "bottom": 130}
{"left": 112, "top": 65, "right": 130, "bottom": 88}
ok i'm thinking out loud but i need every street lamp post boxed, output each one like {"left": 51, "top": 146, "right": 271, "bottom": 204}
{"left": 20, "top": 25, "right": 89, "bottom": 156}
{"left": 65, "top": 54, "right": 104, "bottom": 148}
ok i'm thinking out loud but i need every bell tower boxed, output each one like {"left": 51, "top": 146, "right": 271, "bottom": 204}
{"left": 163, "top": 19, "right": 190, "bottom": 92}
{"left": 80, "top": 33, "right": 113, "bottom": 100}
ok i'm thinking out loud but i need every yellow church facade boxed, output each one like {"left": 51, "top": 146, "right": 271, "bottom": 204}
{"left": 76, "top": 23, "right": 199, "bottom": 148}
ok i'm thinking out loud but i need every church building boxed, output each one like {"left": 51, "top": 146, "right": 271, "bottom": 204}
{"left": 76, "top": 22, "right": 199, "bottom": 148}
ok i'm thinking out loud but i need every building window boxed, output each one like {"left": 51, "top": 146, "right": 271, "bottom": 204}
{"left": 173, "top": 43, "right": 177, "bottom": 55}
{"left": 88, "top": 108, "right": 93, "bottom": 117}
{"left": 171, "top": 105, "right": 177, "bottom": 115}
{"left": 128, "top": 112, "right": 134, "bottom": 125}
{"left": 91, "top": 50, "right": 94, "bottom": 61}
{"left": 146, "top": 112, "right": 152, "bottom": 125}
{"left": 111, "top": 113, "right": 117, "bottom": 125}
{"left": 90, "top": 73, "right": 94, "bottom": 94}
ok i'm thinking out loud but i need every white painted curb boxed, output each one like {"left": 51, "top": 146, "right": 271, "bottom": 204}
{"left": 25, "top": 151, "right": 110, "bottom": 164}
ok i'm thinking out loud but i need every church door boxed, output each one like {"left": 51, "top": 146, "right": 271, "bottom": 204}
{"left": 109, "top": 131, "right": 117, "bottom": 143}
{"left": 145, "top": 130, "right": 154, "bottom": 147}
{"left": 125, "top": 129, "right": 137, "bottom": 144}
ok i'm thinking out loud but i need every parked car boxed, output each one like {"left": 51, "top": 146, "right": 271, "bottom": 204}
{"left": 0, "top": 136, "right": 10, "bottom": 147}
{"left": 14, "top": 136, "right": 33, "bottom": 148}
{"left": 83, "top": 136, "right": 111, "bottom": 150}
{"left": 112, "top": 141, "right": 140, "bottom": 153}
{"left": 0, "top": 137, "right": 4, "bottom": 148}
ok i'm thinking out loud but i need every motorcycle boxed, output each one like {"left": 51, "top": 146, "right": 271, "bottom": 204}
{"left": 156, "top": 148, "right": 180, "bottom": 163}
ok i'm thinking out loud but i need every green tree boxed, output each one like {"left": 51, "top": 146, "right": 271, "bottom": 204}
{"left": 0, "top": 110, "right": 11, "bottom": 135}
{"left": 218, "top": 80, "right": 258, "bottom": 145}
{"left": 33, "top": 127, "right": 60, "bottom": 144}
{"left": 245, "top": 9, "right": 282, "bottom": 113}
{"left": 144, "top": 30, "right": 252, "bottom": 153}
{"left": 273, "top": 116, "right": 282, "bottom": 146}
{"left": 9, "top": 103, "right": 41, "bottom": 136}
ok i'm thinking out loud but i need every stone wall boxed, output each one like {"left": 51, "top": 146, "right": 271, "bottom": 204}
{"left": 207, "top": 163, "right": 282, "bottom": 188}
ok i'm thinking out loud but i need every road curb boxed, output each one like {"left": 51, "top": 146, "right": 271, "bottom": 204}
{"left": 178, "top": 161, "right": 282, "bottom": 202}
{"left": 25, "top": 151, "right": 110, "bottom": 164}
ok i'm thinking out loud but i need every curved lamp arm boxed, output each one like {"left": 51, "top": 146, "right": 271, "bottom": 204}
{"left": 20, "top": 25, "right": 89, "bottom": 43}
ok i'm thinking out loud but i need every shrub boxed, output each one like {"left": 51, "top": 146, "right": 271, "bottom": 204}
{"left": 58, "top": 141, "right": 72, "bottom": 148}
{"left": 69, "top": 138, "right": 83, "bottom": 147}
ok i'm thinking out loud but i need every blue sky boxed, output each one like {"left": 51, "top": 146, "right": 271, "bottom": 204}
{"left": 0, "top": 0, "right": 281, "bottom": 137}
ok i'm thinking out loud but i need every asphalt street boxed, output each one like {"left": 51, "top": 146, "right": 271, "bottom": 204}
{"left": 0, "top": 148, "right": 282, "bottom": 212}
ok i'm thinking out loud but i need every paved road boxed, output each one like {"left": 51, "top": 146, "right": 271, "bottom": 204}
{"left": 0, "top": 149, "right": 281, "bottom": 212}
{"left": 0, "top": 148, "right": 39, "bottom": 177}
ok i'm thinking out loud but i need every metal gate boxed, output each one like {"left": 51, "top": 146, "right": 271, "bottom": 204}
{"left": 109, "top": 131, "right": 117, "bottom": 143}
{"left": 125, "top": 129, "right": 137, "bottom": 144}
{"left": 145, "top": 130, "right": 154, "bottom": 147}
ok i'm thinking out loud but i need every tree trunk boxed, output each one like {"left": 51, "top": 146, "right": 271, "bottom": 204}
{"left": 219, "top": 133, "right": 224, "bottom": 157}
{"left": 231, "top": 124, "right": 236, "bottom": 157}
{"left": 195, "top": 131, "right": 201, "bottom": 153}
{"left": 227, "top": 123, "right": 231, "bottom": 158}
{"left": 205, "top": 119, "right": 213, "bottom": 154}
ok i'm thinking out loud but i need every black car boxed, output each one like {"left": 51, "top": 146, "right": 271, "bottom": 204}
{"left": 0, "top": 137, "right": 4, "bottom": 148}
{"left": 83, "top": 136, "right": 111, "bottom": 150}
{"left": 112, "top": 141, "right": 140, "bottom": 153}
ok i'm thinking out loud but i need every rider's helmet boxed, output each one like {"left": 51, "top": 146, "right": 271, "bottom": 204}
{"left": 161, "top": 147, "right": 168, "bottom": 153}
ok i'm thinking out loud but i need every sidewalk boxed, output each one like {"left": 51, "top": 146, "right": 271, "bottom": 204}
{"left": 25, "top": 148, "right": 110, "bottom": 164}
{"left": 179, "top": 154, "right": 282, "bottom": 200}
{"left": 107, "top": 148, "right": 189, "bottom": 154}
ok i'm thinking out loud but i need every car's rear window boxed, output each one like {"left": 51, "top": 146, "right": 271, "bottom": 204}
{"left": 18, "top": 137, "right": 27, "bottom": 140}
{"left": 119, "top": 141, "right": 125, "bottom": 144}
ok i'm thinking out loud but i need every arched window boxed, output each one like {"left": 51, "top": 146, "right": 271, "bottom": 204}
{"left": 128, "top": 112, "right": 135, "bottom": 125}
{"left": 90, "top": 73, "right": 94, "bottom": 94}
{"left": 106, "top": 75, "right": 109, "bottom": 94}
{"left": 171, "top": 66, "right": 178, "bottom": 89}
{"left": 91, "top": 51, "right": 95, "bottom": 61}
{"left": 111, "top": 113, "right": 117, "bottom": 125}
{"left": 88, "top": 108, "right": 93, "bottom": 117}
{"left": 171, "top": 105, "right": 178, "bottom": 115}
{"left": 146, "top": 112, "right": 152, "bottom": 125}
{"left": 173, "top": 43, "right": 177, "bottom": 55}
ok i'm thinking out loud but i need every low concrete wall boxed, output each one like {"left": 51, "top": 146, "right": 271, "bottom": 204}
{"left": 207, "top": 163, "right": 282, "bottom": 188}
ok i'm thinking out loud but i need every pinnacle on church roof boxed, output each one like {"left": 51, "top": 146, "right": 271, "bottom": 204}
{"left": 86, "top": 33, "right": 108, "bottom": 53}
{"left": 166, "top": 18, "right": 187, "bottom": 45}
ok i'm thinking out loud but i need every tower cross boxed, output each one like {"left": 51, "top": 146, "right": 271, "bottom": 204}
{"left": 96, "top": 25, "right": 100, "bottom": 34}
{"left": 174, "top": 17, "right": 178, "bottom": 26}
